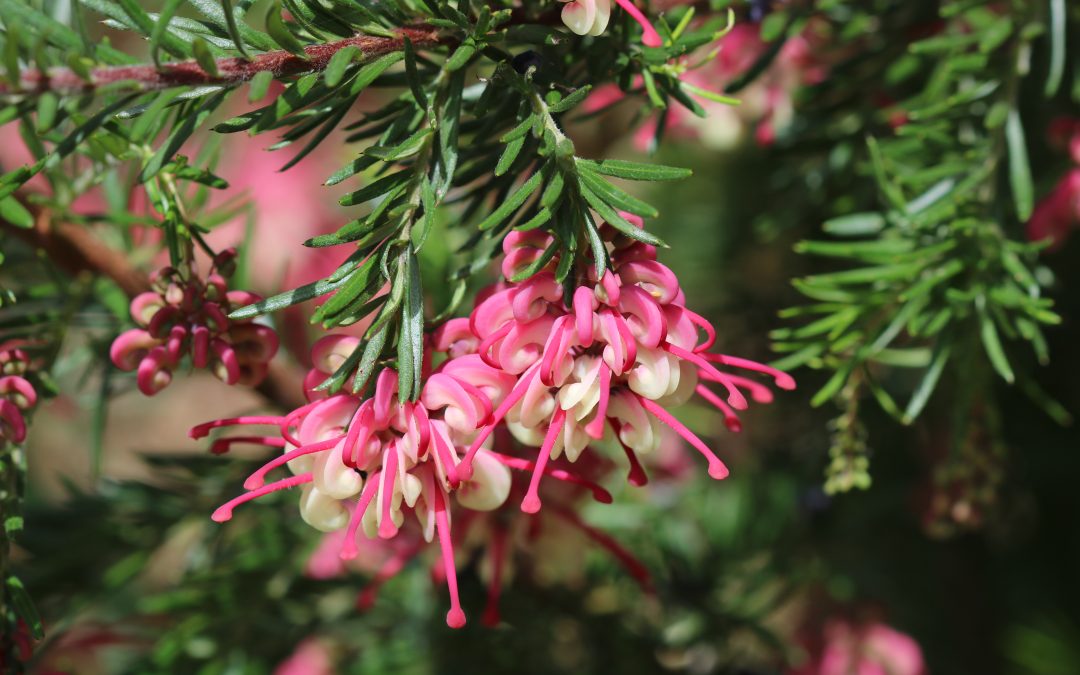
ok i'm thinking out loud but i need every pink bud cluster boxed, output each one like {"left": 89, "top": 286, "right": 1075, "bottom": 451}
{"left": 110, "top": 251, "right": 279, "bottom": 395}
{"left": 194, "top": 216, "right": 793, "bottom": 627}
{"left": 0, "top": 347, "right": 38, "bottom": 445}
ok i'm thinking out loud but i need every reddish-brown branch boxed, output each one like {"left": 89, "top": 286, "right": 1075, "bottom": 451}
{"left": 5, "top": 206, "right": 150, "bottom": 298}
{"left": 0, "top": 27, "right": 442, "bottom": 95}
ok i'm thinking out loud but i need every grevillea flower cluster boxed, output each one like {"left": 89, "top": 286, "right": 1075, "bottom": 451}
{"left": 193, "top": 215, "right": 793, "bottom": 626}
{"left": 0, "top": 347, "right": 38, "bottom": 446}
{"left": 110, "top": 250, "right": 279, "bottom": 395}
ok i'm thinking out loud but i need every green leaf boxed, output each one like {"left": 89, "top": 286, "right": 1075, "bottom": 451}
{"left": 811, "top": 359, "right": 858, "bottom": 407}
{"left": 495, "top": 136, "right": 525, "bottom": 176}
{"left": 514, "top": 207, "right": 553, "bottom": 232}
{"left": 266, "top": 0, "right": 307, "bottom": 57}
{"left": 346, "top": 51, "right": 405, "bottom": 96}
{"left": 576, "top": 158, "right": 691, "bottom": 181}
{"left": 444, "top": 40, "right": 476, "bottom": 72}
{"left": 547, "top": 85, "right": 593, "bottom": 113}
{"left": 0, "top": 196, "right": 34, "bottom": 228}
{"left": 364, "top": 127, "right": 432, "bottom": 161}
{"left": 325, "top": 45, "right": 362, "bottom": 87}
{"left": 979, "top": 309, "right": 1015, "bottom": 383}
{"left": 150, "top": 0, "right": 186, "bottom": 67}
{"left": 1045, "top": 0, "right": 1065, "bottom": 96}
{"left": 229, "top": 273, "right": 355, "bottom": 319}
{"left": 140, "top": 89, "right": 228, "bottom": 182}
{"left": 476, "top": 170, "right": 545, "bottom": 230}
{"left": 397, "top": 249, "right": 424, "bottom": 401}
{"left": 582, "top": 210, "right": 608, "bottom": 280}
{"left": 576, "top": 168, "right": 658, "bottom": 218}
{"left": 249, "top": 70, "right": 273, "bottom": 102}
{"left": 339, "top": 169, "right": 411, "bottom": 206}
{"left": 278, "top": 102, "right": 352, "bottom": 172}
{"left": 221, "top": 0, "right": 251, "bottom": 59}
{"left": 509, "top": 238, "right": 558, "bottom": 281}
{"left": 113, "top": 0, "right": 190, "bottom": 59}
{"left": 351, "top": 322, "right": 391, "bottom": 394}
{"left": 402, "top": 38, "right": 428, "bottom": 109}
{"left": 500, "top": 115, "right": 535, "bottom": 143}
{"left": 187, "top": 0, "right": 276, "bottom": 52}
{"left": 6, "top": 576, "right": 43, "bottom": 639}
{"left": 903, "top": 339, "right": 951, "bottom": 423}
{"left": 191, "top": 37, "right": 219, "bottom": 77}
{"left": 579, "top": 182, "right": 665, "bottom": 246}
{"left": 540, "top": 171, "right": 564, "bottom": 208}
{"left": 681, "top": 82, "right": 740, "bottom": 106}
{"left": 1005, "top": 107, "right": 1034, "bottom": 221}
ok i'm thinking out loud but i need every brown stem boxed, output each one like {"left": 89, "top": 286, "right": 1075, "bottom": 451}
{"left": 1, "top": 201, "right": 306, "bottom": 410}
{"left": 0, "top": 27, "right": 441, "bottom": 96}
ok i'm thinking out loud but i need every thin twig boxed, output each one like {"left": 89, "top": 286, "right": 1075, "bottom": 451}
{"left": 0, "top": 27, "right": 441, "bottom": 96}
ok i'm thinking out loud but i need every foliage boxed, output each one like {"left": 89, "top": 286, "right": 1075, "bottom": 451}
{"left": 0, "top": 0, "right": 1076, "bottom": 671}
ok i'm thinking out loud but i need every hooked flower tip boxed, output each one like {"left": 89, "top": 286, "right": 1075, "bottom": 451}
{"left": 378, "top": 520, "right": 399, "bottom": 540}
{"left": 339, "top": 541, "right": 359, "bottom": 561}
{"left": 455, "top": 461, "right": 475, "bottom": 482}
{"left": 520, "top": 495, "right": 542, "bottom": 514}
{"left": 242, "top": 476, "right": 265, "bottom": 491}
{"left": 211, "top": 507, "right": 233, "bottom": 523}
{"left": 446, "top": 608, "right": 467, "bottom": 629}
{"left": 707, "top": 461, "right": 730, "bottom": 480}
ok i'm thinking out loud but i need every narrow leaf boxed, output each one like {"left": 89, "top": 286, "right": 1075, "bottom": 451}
{"left": 1006, "top": 107, "right": 1034, "bottom": 221}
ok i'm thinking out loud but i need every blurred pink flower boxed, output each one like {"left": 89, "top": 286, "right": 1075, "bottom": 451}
{"left": 1028, "top": 118, "right": 1080, "bottom": 249}
{"left": 586, "top": 22, "right": 829, "bottom": 151}
{"left": 274, "top": 638, "right": 336, "bottom": 675}
{"left": 793, "top": 621, "right": 927, "bottom": 675}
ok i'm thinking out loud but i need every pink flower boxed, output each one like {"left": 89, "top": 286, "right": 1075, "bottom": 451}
{"left": 451, "top": 218, "right": 794, "bottom": 513}
{"left": 792, "top": 621, "right": 927, "bottom": 675}
{"left": 0, "top": 347, "right": 38, "bottom": 445}
{"left": 109, "top": 250, "right": 279, "bottom": 395}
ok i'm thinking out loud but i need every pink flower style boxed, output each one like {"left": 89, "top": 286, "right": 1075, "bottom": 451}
{"left": 0, "top": 347, "right": 38, "bottom": 445}
{"left": 109, "top": 249, "right": 279, "bottom": 395}
{"left": 448, "top": 219, "right": 794, "bottom": 513}
{"left": 305, "top": 426, "right": 652, "bottom": 627}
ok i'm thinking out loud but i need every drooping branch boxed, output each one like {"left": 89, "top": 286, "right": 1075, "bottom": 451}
{"left": 0, "top": 27, "right": 442, "bottom": 96}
